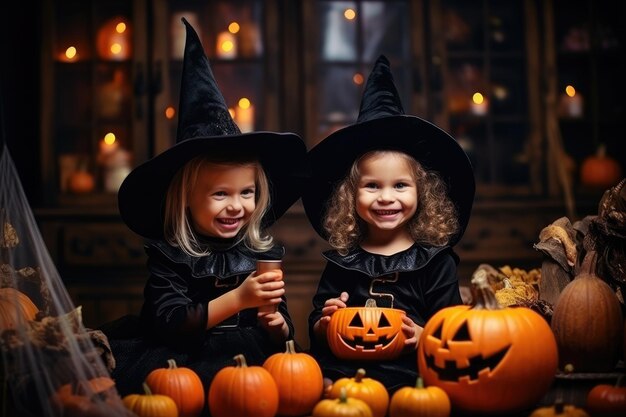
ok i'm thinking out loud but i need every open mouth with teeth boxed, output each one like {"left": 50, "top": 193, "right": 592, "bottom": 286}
{"left": 339, "top": 333, "right": 400, "bottom": 351}
{"left": 218, "top": 218, "right": 240, "bottom": 224}
{"left": 424, "top": 345, "right": 510, "bottom": 381}
{"left": 373, "top": 210, "right": 400, "bottom": 215}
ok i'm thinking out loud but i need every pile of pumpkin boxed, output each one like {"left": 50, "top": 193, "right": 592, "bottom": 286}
{"left": 116, "top": 343, "right": 447, "bottom": 417}
{"left": 114, "top": 267, "right": 626, "bottom": 417}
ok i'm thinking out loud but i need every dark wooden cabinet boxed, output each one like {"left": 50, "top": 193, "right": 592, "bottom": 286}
{"left": 30, "top": 0, "right": 623, "bottom": 349}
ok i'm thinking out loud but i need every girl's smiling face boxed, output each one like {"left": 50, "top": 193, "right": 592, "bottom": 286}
{"left": 356, "top": 152, "right": 418, "bottom": 235}
{"left": 187, "top": 163, "right": 257, "bottom": 238}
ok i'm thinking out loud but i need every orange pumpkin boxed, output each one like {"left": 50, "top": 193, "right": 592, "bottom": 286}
{"left": 388, "top": 376, "right": 450, "bottom": 417}
{"left": 0, "top": 288, "right": 39, "bottom": 330}
{"left": 145, "top": 359, "right": 204, "bottom": 417}
{"left": 586, "top": 375, "right": 626, "bottom": 417}
{"left": 67, "top": 168, "right": 95, "bottom": 194}
{"left": 312, "top": 387, "right": 373, "bottom": 417}
{"left": 580, "top": 144, "right": 622, "bottom": 189}
{"left": 329, "top": 368, "right": 389, "bottom": 417}
{"left": 208, "top": 354, "right": 279, "bottom": 417}
{"left": 327, "top": 298, "right": 407, "bottom": 360}
{"left": 123, "top": 382, "right": 179, "bottom": 417}
{"left": 263, "top": 339, "right": 324, "bottom": 416}
{"left": 529, "top": 401, "right": 589, "bottom": 417}
{"left": 417, "top": 269, "right": 558, "bottom": 414}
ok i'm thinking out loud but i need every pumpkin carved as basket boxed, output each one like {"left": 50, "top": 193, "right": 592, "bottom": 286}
{"left": 327, "top": 298, "right": 407, "bottom": 360}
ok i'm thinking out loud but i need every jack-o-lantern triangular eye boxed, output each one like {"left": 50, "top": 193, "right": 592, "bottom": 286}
{"left": 431, "top": 321, "right": 443, "bottom": 340}
{"left": 348, "top": 313, "right": 364, "bottom": 327}
{"left": 378, "top": 313, "right": 391, "bottom": 328}
{"left": 451, "top": 321, "right": 471, "bottom": 341}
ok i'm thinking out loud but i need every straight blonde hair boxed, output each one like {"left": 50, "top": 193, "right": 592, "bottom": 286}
{"left": 164, "top": 155, "right": 273, "bottom": 256}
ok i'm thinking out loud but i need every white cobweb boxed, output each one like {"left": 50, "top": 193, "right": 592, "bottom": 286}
{"left": 0, "top": 143, "right": 133, "bottom": 416}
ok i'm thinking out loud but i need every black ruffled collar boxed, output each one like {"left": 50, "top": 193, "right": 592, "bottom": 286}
{"left": 323, "top": 244, "right": 450, "bottom": 277}
{"left": 145, "top": 238, "right": 284, "bottom": 279}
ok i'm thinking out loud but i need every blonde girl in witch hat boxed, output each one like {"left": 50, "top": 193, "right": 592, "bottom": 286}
{"left": 106, "top": 18, "right": 307, "bottom": 403}
{"left": 304, "top": 55, "right": 475, "bottom": 394}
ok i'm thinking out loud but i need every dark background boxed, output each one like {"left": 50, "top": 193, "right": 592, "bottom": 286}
{"left": 1, "top": 2, "right": 43, "bottom": 205}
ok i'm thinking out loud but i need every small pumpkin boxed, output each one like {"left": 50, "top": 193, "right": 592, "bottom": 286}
{"left": 550, "top": 251, "right": 623, "bottom": 372}
{"left": 0, "top": 287, "right": 39, "bottom": 330}
{"left": 529, "top": 400, "right": 589, "bottom": 417}
{"left": 586, "top": 375, "right": 626, "bottom": 417}
{"left": 417, "top": 269, "right": 558, "bottom": 414}
{"left": 67, "top": 167, "right": 95, "bottom": 194}
{"left": 123, "top": 382, "right": 179, "bottom": 417}
{"left": 327, "top": 298, "right": 407, "bottom": 360}
{"left": 388, "top": 376, "right": 450, "bottom": 417}
{"left": 329, "top": 368, "right": 389, "bottom": 417}
{"left": 145, "top": 358, "right": 204, "bottom": 417}
{"left": 312, "top": 387, "right": 373, "bottom": 417}
{"left": 208, "top": 354, "right": 279, "bottom": 417}
{"left": 580, "top": 144, "right": 622, "bottom": 189}
{"left": 263, "top": 339, "right": 324, "bottom": 416}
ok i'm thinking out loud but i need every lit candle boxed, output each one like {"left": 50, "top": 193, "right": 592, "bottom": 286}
{"left": 58, "top": 46, "right": 79, "bottom": 62}
{"left": 560, "top": 85, "right": 583, "bottom": 118}
{"left": 470, "top": 92, "right": 489, "bottom": 116}
{"left": 235, "top": 98, "right": 254, "bottom": 133}
{"left": 216, "top": 31, "right": 237, "bottom": 59}
{"left": 98, "top": 133, "right": 120, "bottom": 163}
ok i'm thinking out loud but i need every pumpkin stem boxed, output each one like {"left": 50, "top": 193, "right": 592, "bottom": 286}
{"left": 365, "top": 298, "right": 377, "bottom": 308}
{"left": 554, "top": 399, "right": 565, "bottom": 414}
{"left": 415, "top": 377, "right": 424, "bottom": 389}
{"left": 470, "top": 269, "right": 501, "bottom": 310}
{"left": 142, "top": 382, "right": 153, "bottom": 396}
{"left": 285, "top": 339, "right": 296, "bottom": 354}
{"left": 579, "top": 250, "right": 598, "bottom": 276}
{"left": 355, "top": 368, "right": 366, "bottom": 382}
{"left": 167, "top": 359, "right": 178, "bottom": 370}
{"left": 338, "top": 387, "right": 348, "bottom": 403}
{"left": 234, "top": 354, "right": 248, "bottom": 368}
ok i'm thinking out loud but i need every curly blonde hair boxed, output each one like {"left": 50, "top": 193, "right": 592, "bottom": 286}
{"left": 163, "top": 154, "right": 273, "bottom": 256}
{"left": 323, "top": 150, "right": 459, "bottom": 255}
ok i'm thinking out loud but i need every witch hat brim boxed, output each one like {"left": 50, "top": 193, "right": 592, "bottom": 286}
{"left": 118, "top": 18, "right": 307, "bottom": 239}
{"left": 302, "top": 56, "right": 475, "bottom": 246}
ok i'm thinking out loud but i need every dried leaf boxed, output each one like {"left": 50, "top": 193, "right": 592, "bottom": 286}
{"left": 535, "top": 217, "right": 577, "bottom": 271}
{"left": 1, "top": 221, "right": 19, "bottom": 248}
{"left": 539, "top": 259, "right": 572, "bottom": 306}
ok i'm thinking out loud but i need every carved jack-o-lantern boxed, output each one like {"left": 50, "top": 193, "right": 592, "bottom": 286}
{"left": 327, "top": 299, "right": 407, "bottom": 360}
{"left": 417, "top": 270, "right": 558, "bottom": 415}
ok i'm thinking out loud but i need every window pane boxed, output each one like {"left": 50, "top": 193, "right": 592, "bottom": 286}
{"left": 362, "top": 2, "right": 409, "bottom": 62}
{"left": 320, "top": 1, "right": 357, "bottom": 61}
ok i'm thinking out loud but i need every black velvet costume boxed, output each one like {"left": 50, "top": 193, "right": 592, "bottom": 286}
{"left": 106, "top": 237, "right": 294, "bottom": 404}
{"left": 308, "top": 243, "right": 462, "bottom": 393}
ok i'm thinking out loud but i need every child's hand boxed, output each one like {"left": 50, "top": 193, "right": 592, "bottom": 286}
{"left": 236, "top": 270, "right": 285, "bottom": 310}
{"left": 314, "top": 292, "right": 349, "bottom": 338}
{"left": 258, "top": 310, "right": 289, "bottom": 343}
{"left": 401, "top": 315, "right": 423, "bottom": 352}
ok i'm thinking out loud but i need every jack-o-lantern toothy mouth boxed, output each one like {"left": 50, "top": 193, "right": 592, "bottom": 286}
{"left": 339, "top": 334, "right": 399, "bottom": 351}
{"left": 424, "top": 345, "right": 510, "bottom": 381}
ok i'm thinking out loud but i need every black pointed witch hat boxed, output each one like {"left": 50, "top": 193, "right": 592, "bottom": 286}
{"left": 118, "top": 18, "right": 307, "bottom": 239}
{"left": 302, "top": 55, "right": 475, "bottom": 245}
